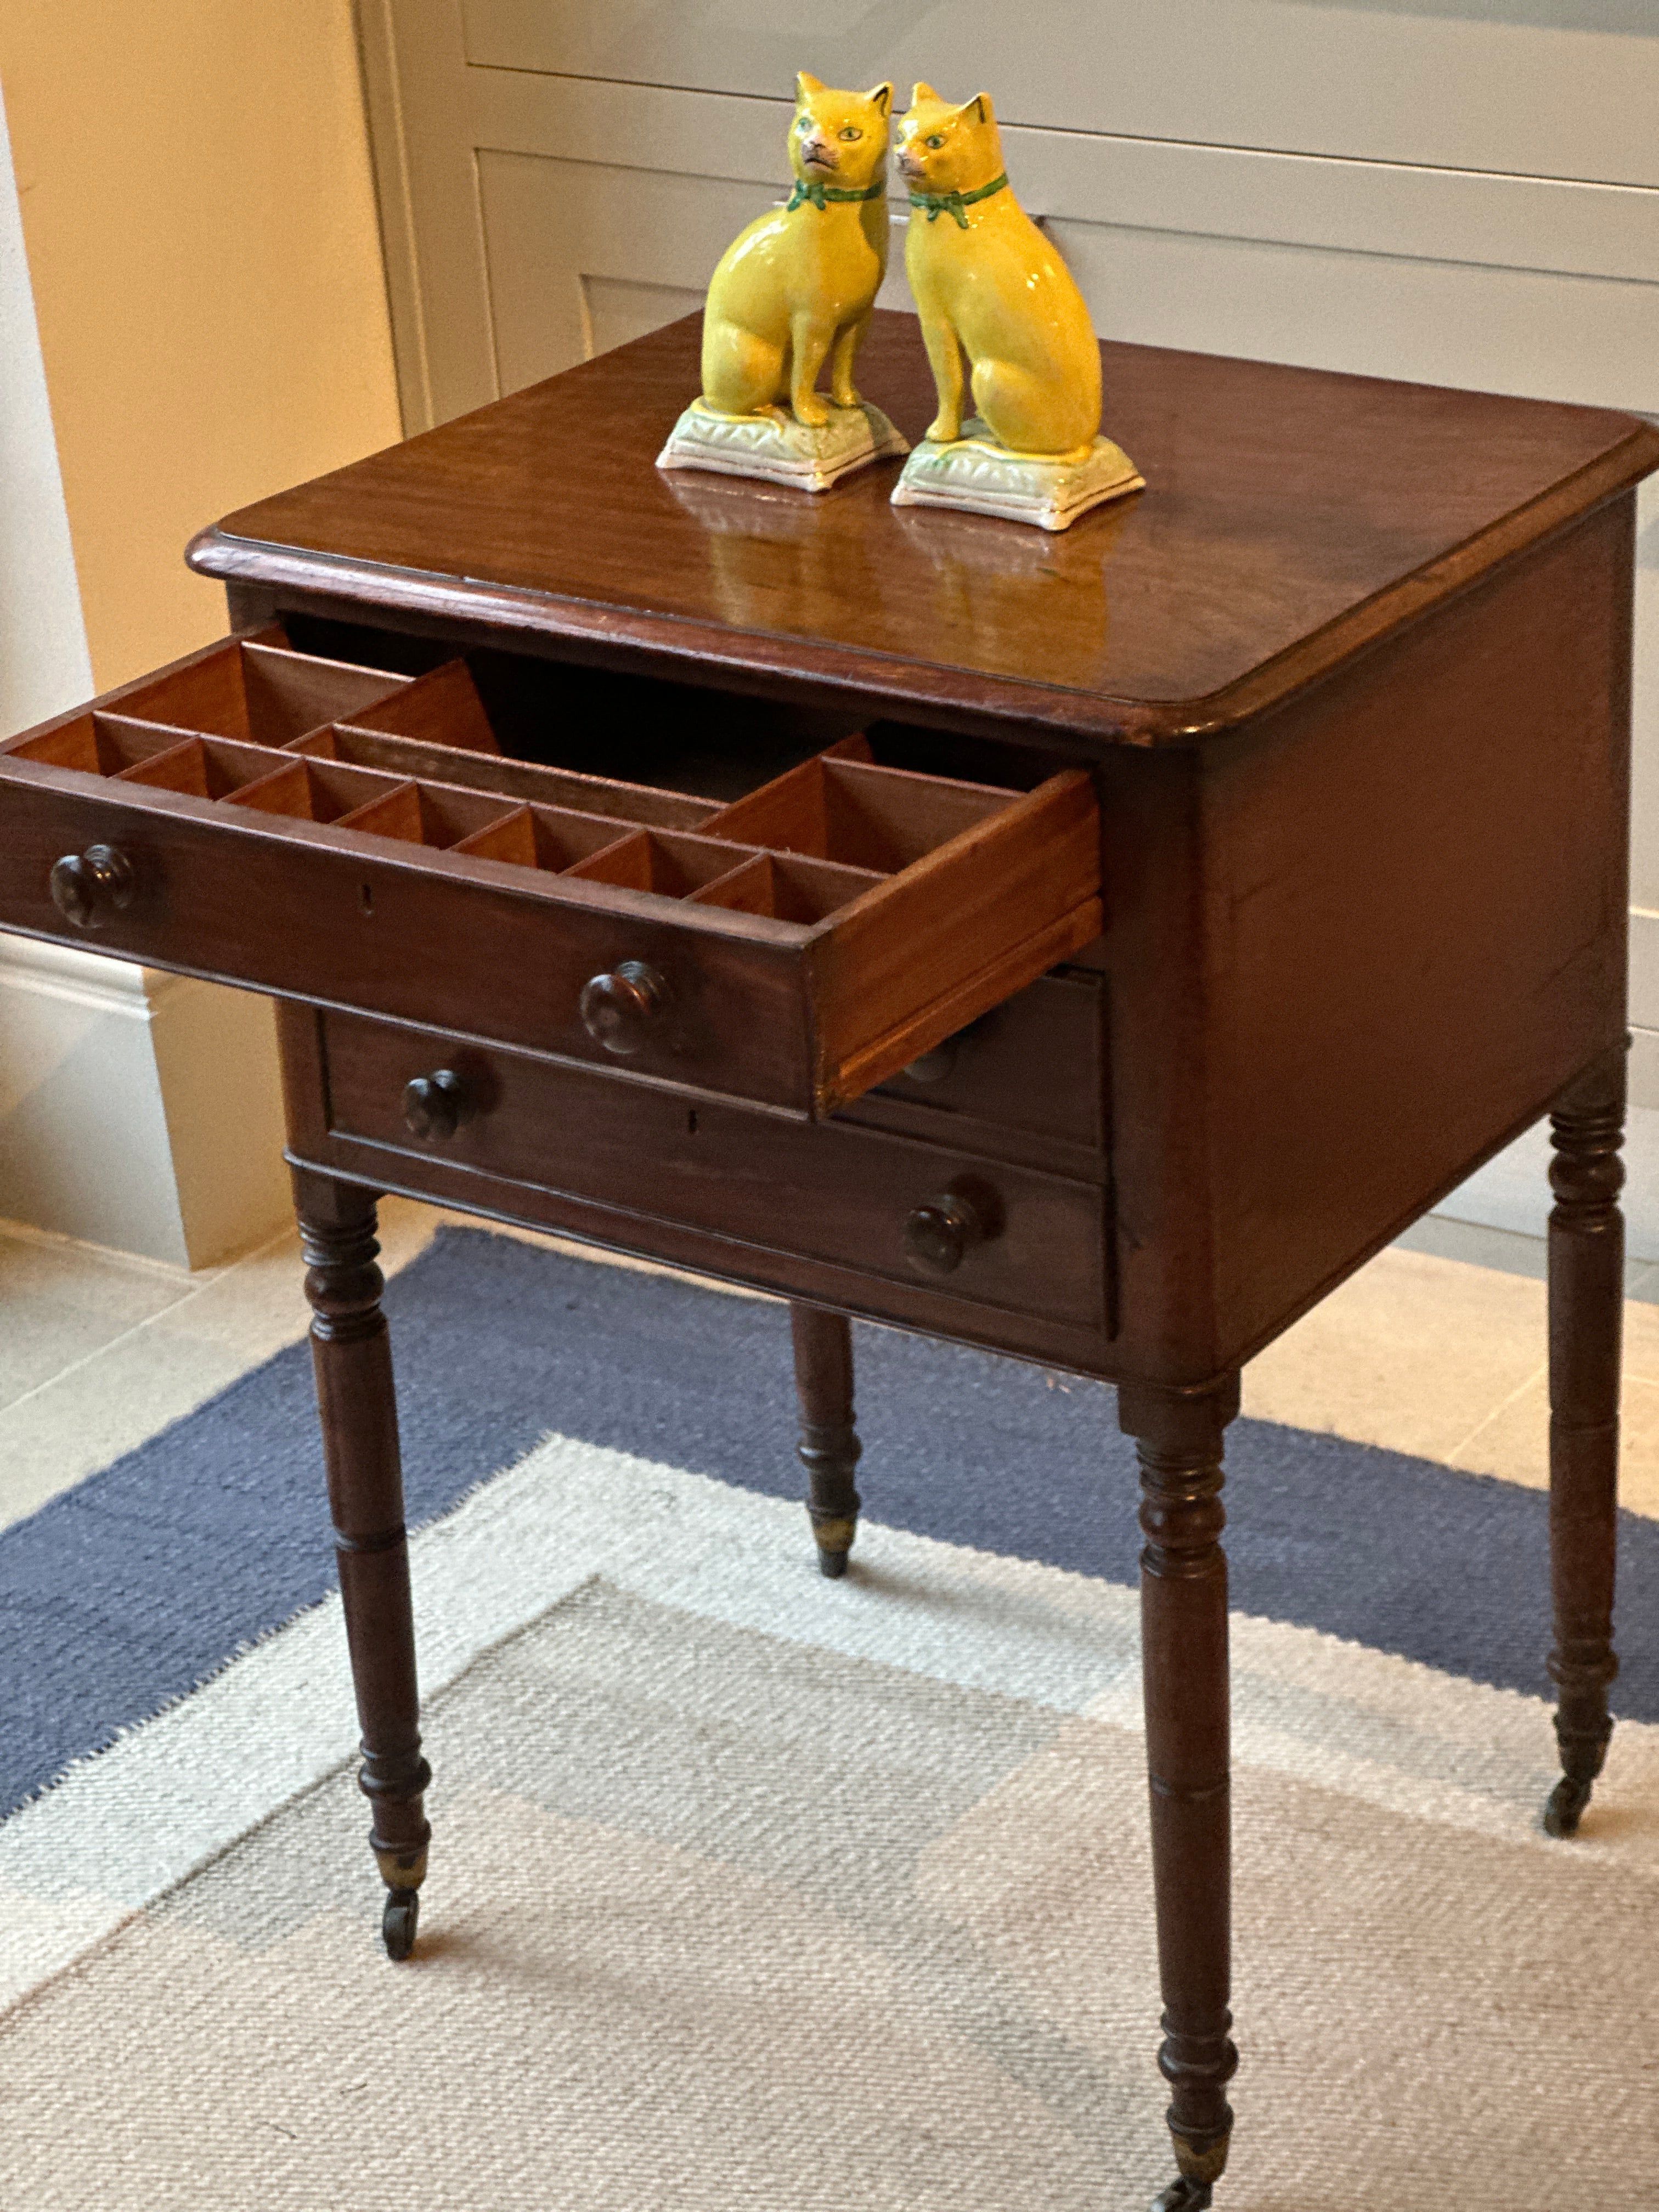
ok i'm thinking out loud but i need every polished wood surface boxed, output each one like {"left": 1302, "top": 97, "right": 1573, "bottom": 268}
{"left": 191, "top": 313, "right": 1659, "bottom": 747}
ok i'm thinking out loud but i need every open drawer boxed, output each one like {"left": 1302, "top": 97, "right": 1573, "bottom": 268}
{"left": 0, "top": 629, "right": 1102, "bottom": 1118}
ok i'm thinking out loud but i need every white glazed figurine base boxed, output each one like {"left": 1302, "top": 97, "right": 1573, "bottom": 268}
{"left": 891, "top": 419, "right": 1143, "bottom": 532}
{"left": 657, "top": 398, "right": 909, "bottom": 493}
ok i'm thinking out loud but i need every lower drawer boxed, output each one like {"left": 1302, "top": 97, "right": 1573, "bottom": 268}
{"left": 310, "top": 1011, "right": 1108, "bottom": 1338}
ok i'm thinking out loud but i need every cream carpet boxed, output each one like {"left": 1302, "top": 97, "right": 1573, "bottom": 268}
{"left": 3, "top": 1436, "right": 1656, "bottom": 2209}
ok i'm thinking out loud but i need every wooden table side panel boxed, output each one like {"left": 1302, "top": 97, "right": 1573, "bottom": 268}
{"left": 1201, "top": 494, "right": 1634, "bottom": 1372}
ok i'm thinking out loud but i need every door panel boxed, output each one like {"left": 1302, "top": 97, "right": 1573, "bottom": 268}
{"left": 583, "top": 277, "right": 705, "bottom": 363}
{"left": 459, "top": 0, "right": 1659, "bottom": 186}
{"left": 478, "top": 152, "right": 769, "bottom": 392}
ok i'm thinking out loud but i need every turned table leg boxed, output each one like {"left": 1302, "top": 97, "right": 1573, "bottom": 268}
{"left": 789, "top": 1303, "right": 862, "bottom": 1577}
{"left": 294, "top": 1167, "right": 431, "bottom": 1958}
{"left": 1544, "top": 1045, "right": 1626, "bottom": 1838}
{"left": 1120, "top": 1375, "right": 1240, "bottom": 2212}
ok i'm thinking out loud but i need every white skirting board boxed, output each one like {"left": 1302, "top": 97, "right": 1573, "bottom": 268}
{"left": 0, "top": 936, "right": 290, "bottom": 1271}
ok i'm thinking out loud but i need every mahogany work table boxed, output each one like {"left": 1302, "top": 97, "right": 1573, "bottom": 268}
{"left": 5, "top": 315, "right": 1657, "bottom": 2210}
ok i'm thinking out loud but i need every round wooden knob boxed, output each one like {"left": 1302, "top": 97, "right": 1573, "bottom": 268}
{"left": 902, "top": 1187, "right": 997, "bottom": 1275}
{"left": 403, "top": 1068, "right": 473, "bottom": 1142}
{"left": 580, "top": 961, "right": 670, "bottom": 1055}
{"left": 49, "top": 844, "right": 134, "bottom": 930}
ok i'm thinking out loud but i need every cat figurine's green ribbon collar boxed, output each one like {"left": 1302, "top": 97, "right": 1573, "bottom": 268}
{"left": 908, "top": 172, "right": 1010, "bottom": 229}
{"left": 786, "top": 177, "right": 887, "bottom": 213}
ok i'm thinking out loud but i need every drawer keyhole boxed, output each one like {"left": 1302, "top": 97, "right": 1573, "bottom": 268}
{"left": 902, "top": 1182, "right": 1002, "bottom": 1275}
{"left": 403, "top": 1068, "right": 476, "bottom": 1143}
{"left": 580, "top": 961, "right": 670, "bottom": 1056}
{"left": 49, "top": 844, "right": 135, "bottom": 930}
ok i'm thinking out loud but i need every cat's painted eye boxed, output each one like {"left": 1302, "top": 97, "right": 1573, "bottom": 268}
{"left": 838, "top": 126, "right": 862, "bottom": 140}
{"left": 925, "top": 134, "right": 946, "bottom": 149}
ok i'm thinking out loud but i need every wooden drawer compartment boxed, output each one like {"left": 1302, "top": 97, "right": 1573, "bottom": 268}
{"left": 0, "top": 630, "right": 1102, "bottom": 1119}
{"left": 314, "top": 1011, "right": 1108, "bottom": 1334}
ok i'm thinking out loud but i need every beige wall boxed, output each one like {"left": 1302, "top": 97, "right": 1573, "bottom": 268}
{"left": 0, "top": 4, "right": 402, "bottom": 1267}
{"left": 0, "top": 80, "right": 91, "bottom": 739}
{"left": 0, "top": 0, "right": 403, "bottom": 688}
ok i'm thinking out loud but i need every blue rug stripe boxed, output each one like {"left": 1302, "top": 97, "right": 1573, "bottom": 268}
{"left": 3, "top": 1224, "right": 1654, "bottom": 1820}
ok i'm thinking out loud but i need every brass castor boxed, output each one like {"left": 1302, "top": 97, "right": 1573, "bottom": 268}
{"left": 1152, "top": 2180, "right": 1212, "bottom": 2211}
{"left": 1543, "top": 1774, "right": 1594, "bottom": 1838}
{"left": 792, "top": 1304, "right": 862, "bottom": 1583}
{"left": 805, "top": 1498, "right": 859, "bottom": 1581}
{"left": 382, "top": 1886, "right": 420, "bottom": 1960}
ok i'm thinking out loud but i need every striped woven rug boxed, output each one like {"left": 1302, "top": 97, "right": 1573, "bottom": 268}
{"left": 2, "top": 1226, "right": 1656, "bottom": 2208}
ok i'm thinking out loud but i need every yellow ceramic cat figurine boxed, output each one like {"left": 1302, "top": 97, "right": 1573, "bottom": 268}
{"left": 890, "top": 84, "right": 1141, "bottom": 530}
{"left": 706, "top": 72, "right": 891, "bottom": 425}
{"left": 657, "top": 75, "right": 909, "bottom": 493}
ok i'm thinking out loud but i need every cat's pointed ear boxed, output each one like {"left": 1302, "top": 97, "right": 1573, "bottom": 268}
{"left": 795, "top": 70, "right": 825, "bottom": 102}
{"left": 955, "top": 92, "right": 995, "bottom": 125}
{"left": 866, "top": 82, "right": 892, "bottom": 115}
{"left": 910, "top": 81, "right": 939, "bottom": 106}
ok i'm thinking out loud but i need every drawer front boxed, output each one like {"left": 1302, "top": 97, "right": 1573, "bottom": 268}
{"left": 316, "top": 1012, "right": 1108, "bottom": 1335}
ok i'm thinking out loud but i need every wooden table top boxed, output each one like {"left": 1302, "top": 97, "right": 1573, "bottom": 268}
{"left": 192, "top": 313, "right": 1659, "bottom": 749}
